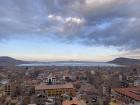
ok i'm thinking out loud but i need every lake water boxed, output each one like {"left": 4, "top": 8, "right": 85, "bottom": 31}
{"left": 17, "top": 62, "right": 120, "bottom": 67}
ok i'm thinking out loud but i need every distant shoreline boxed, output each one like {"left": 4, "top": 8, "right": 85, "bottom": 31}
{"left": 17, "top": 62, "right": 121, "bottom": 67}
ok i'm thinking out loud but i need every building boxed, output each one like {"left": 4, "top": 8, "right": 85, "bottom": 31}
{"left": 35, "top": 93, "right": 48, "bottom": 105}
{"left": 43, "top": 74, "right": 57, "bottom": 85}
{"left": 25, "top": 80, "right": 39, "bottom": 94}
{"left": 111, "top": 87, "right": 140, "bottom": 105}
{"left": 35, "top": 83, "right": 75, "bottom": 97}
{"left": 102, "top": 83, "right": 111, "bottom": 96}
{"left": 45, "top": 99, "right": 55, "bottom": 105}
{"left": 4, "top": 83, "right": 16, "bottom": 96}
{"left": 35, "top": 94, "right": 55, "bottom": 105}
{"left": 62, "top": 97, "right": 87, "bottom": 105}
{"left": 25, "top": 80, "right": 39, "bottom": 87}
{"left": 0, "top": 85, "right": 5, "bottom": 97}
{"left": 134, "top": 79, "right": 140, "bottom": 86}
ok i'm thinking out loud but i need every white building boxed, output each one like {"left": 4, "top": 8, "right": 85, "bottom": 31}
{"left": 43, "top": 74, "right": 56, "bottom": 85}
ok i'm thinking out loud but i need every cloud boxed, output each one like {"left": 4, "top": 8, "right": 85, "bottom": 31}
{"left": 0, "top": 0, "right": 140, "bottom": 50}
{"left": 48, "top": 14, "right": 63, "bottom": 21}
{"left": 48, "top": 14, "right": 84, "bottom": 24}
{"left": 80, "top": 18, "right": 140, "bottom": 50}
{"left": 47, "top": 14, "right": 85, "bottom": 38}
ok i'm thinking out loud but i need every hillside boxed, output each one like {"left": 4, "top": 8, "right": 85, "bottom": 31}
{"left": 108, "top": 57, "right": 140, "bottom": 65}
{"left": 0, "top": 56, "right": 27, "bottom": 66}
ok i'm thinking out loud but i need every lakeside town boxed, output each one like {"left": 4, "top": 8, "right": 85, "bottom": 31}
{"left": 0, "top": 65, "right": 140, "bottom": 105}
{"left": 0, "top": 0, "right": 140, "bottom": 105}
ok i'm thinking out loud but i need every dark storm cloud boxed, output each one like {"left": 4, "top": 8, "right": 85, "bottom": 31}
{"left": 0, "top": 0, "right": 140, "bottom": 50}
{"left": 81, "top": 18, "right": 140, "bottom": 50}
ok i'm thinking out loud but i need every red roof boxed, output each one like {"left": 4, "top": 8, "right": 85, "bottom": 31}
{"left": 113, "top": 87, "right": 140, "bottom": 101}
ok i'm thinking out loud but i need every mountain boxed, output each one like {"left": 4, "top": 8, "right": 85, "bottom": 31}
{"left": 0, "top": 56, "right": 28, "bottom": 66}
{"left": 0, "top": 56, "right": 97, "bottom": 66}
{"left": 1, "top": 56, "right": 140, "bottom": 66}
{"left": 108, "top": 57, "right": 140, "bottom": 65}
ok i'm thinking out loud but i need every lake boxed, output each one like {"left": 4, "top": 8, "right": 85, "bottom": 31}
{"left": 17, "top": 62, "right": 121, "bottom": 67}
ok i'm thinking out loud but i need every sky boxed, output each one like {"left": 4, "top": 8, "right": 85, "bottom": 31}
{"left": 0, "top": 0, "right": 140, "bottom": 61}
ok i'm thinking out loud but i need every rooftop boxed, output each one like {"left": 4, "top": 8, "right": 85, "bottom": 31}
{"left": 35, "top": 83, "right": 74, "bottom": 90}
{"left": 63, "top": 98, "right": 87, "bottom": 105}
{"left": 113, "top": 86, "right": 140, "bottom": 101}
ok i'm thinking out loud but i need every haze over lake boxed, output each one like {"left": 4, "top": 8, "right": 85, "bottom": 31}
{"left": 17, "top": 62, "right": 120, "bottom": 67}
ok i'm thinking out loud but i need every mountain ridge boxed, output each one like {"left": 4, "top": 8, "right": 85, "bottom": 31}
{"left": 0, "top": 56, "right": 28, "bottom": 66}
{"left": 1, "top": 56, "right": 140, "bottom": 66}
{"left": 108, "top": 57, "right": 140, "bottom": 65}
{"left": 0, "top": 56, "right": 97, "bottom": 66}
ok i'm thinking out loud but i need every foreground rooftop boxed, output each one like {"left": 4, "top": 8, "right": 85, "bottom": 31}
{"left": 63, "top": 97, "right": 87, "bottom": 105}
{"left": 113, "top": 86, "right": 140, "bottom": 101}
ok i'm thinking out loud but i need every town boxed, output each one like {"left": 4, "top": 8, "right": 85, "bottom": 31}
{"left": 0, "top": 0, "right": 140, "bottom": 105}
{"left": 0, "top": 65, "right": 140, "bottom": 105}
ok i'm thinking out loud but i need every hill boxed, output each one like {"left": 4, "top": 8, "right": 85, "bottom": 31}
{"left": 0, "top": 56, "right": 27, "bottom": 66}
{"left": 108, "top": 57, "right": 140, "bottom": 65}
